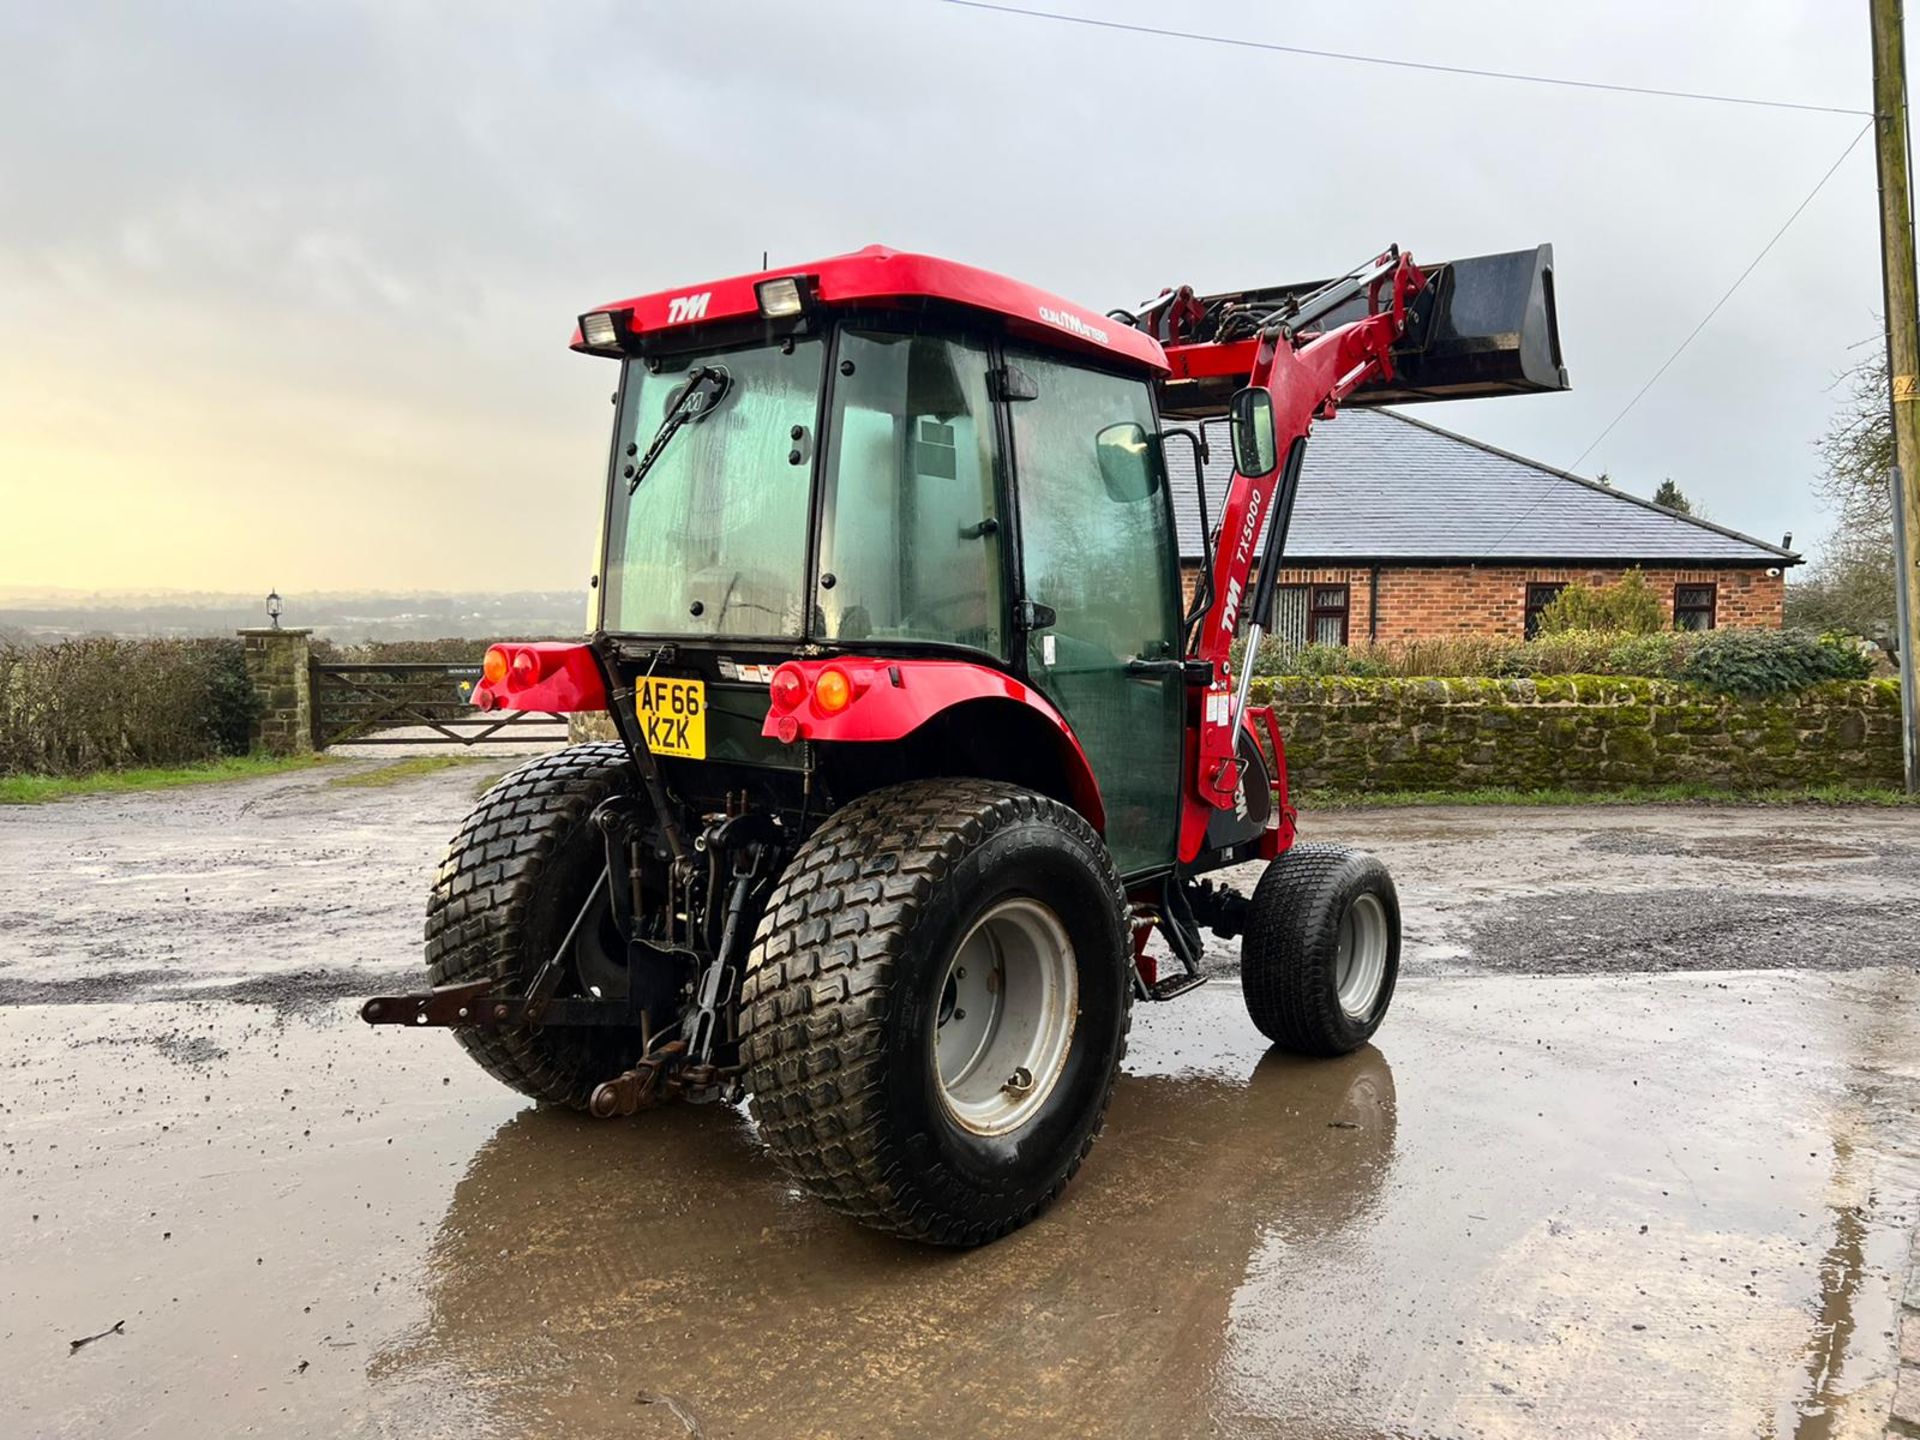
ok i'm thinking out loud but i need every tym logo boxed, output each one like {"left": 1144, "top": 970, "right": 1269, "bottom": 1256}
{"left": 666, "top": 292, "right": 711, "bottom": 324}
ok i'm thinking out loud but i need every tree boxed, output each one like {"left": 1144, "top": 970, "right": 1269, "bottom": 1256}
{"left": 1786, "top": 348, "right": 1897, "bottom": 640}
{"left": 1652, "top": 478, "right": 1692, "bottom": 514}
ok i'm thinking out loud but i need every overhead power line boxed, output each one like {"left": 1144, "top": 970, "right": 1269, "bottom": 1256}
{"left": 1564, "top": 119, "right": 1874, "bottom": 474}
{"left": 933, "top": 0, "right": 1872, "bottom": 118}
{"left": 1473, "top": 119, "right": 1873, "bottom": 556}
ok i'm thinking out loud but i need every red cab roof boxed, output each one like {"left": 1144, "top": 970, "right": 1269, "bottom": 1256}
{"left": 576, "top": 244, "right": 1169, "bottom": 374}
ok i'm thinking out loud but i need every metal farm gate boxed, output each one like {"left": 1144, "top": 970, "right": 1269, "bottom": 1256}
{"left": 309, "top": 660, "right": 566, "bottom": 749}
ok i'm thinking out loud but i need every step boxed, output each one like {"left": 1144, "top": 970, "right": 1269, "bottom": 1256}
{"left": 1146, "top": 973, "right": 1209, "bottom": 1002}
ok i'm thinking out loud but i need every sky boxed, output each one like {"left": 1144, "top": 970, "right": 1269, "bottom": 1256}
{"left": 0, "top": 0, "right": 1898, "bottom": 594}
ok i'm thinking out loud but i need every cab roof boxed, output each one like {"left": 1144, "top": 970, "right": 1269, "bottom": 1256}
{"left": 574, "top": 244, "right": 1169, "bottom": 375}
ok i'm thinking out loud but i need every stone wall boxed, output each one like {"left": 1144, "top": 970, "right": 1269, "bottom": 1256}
{"left": 238, "top": 628, "right": 313, "bottom": 755}
{"left": 1248, "top": 676, "right": 1902, "bottom": 793}
{"left": 1178, "top": 564, "right": 1786, "bottom": 640}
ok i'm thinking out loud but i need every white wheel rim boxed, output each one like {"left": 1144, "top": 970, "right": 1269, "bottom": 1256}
{"left": 934, "top": 898, "right": 1078, "bottom": 1137}
{"left": 1334, "top": 892, "right": 1390, "bottom": 1021}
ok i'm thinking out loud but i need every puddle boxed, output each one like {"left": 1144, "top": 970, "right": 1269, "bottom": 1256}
{"left": 2, "top": 972, "right": 1914, "bottom": 1438}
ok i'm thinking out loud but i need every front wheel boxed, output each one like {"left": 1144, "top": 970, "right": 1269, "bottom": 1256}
{"left": 739, "top": 780, "right": 1132, "bottom": 1247}
{"left": 1242, "top": 842, "right": 1401, "bottom": 1056}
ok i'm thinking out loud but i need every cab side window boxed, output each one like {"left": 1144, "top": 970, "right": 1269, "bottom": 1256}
{"left": 1009, "top": 356, "right": 1179, "bottom": 667}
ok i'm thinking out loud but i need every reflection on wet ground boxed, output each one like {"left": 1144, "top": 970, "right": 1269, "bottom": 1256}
{"left": 5, "top": 970, "right": 1916, "bottom": 1439}
{"left": 6, "top": 774, "right": 1920, "bottom": 1437}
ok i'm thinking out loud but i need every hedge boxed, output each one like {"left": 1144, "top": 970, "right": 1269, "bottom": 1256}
{"left": 0, "top": 638, "right": 256, "bottom": 777}
{"left": 1243, "top": 627, "right": 1877, "bottom": 695}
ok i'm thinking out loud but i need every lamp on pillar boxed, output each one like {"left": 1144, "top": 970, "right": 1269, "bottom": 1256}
{"left": 266, "top": 590, "right": 283, "bottom": 630}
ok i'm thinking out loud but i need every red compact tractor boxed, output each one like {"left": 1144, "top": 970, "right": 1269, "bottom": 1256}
{"left": 365, "top": 243, "right": 1566, "bottom": 1244}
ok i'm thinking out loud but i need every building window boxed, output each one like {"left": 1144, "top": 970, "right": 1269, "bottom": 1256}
{"left": 1524, "top": 582, "right": 1565, "bottom": 639}
{"left": 1268, "top": 582, "right": 1351, "bottom": 647}
{"left": 1309, "top": 584, "right": 1350, "bottom": 645}
{"left": 1674, "top": 582, "right": 1717, "bottom": 631}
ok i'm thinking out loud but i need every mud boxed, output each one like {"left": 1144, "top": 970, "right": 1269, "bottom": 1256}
{"left": 3, "top": 766, "right": 1919, "bottom": 1437}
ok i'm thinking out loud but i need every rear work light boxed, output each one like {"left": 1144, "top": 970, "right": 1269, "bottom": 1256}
{"left": 580, "top": 311, "right": 620, "bottom": 348}
{"left": 755, "top": 276, "right": 808, "bottom": 318}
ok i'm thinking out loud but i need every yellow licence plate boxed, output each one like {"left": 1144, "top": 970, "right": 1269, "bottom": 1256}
{"left": 636, "top": 677, "right": 706, "bottom": 759}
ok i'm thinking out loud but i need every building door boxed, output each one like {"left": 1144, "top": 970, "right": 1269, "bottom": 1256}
{"left": 1008, "top": 351, "right": 1184, "bottom": 877}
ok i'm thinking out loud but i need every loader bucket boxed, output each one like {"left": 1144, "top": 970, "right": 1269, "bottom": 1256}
{"left": 1156, "top": 245, "right": 1568, "bottom": 418}
{"left": 1365, "top": 244, "right": 1568, "bottom": 405}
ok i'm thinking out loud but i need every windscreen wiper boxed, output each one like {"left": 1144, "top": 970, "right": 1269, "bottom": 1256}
{"left": 628, "top": 365, "right": 732, "bottom": 494}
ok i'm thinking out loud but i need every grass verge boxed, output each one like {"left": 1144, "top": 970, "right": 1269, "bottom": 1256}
{"left": 324, "top": 755, "right": 477, "bottom": 789}
{"left": 0, "top": 753, "right": 328, "bottom": 805}
{"left": 1300, "top": 782, "right": 1917, "bottom": 809}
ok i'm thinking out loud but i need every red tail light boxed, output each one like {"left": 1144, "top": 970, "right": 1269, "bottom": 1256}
{"left": 769, "top": 664, "right": 807, "bottom": 712}
{"left": 509, "top": 648, "right": 543, "bottom": 685}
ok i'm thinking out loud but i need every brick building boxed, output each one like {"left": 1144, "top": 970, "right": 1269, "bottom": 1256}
{"left": 1166, "top": 409, "right": 1798, "bottom": 644}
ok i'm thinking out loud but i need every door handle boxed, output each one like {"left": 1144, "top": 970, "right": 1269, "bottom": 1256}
{"left": 1127, "top": 656, "right": 1214, "bottom": 683}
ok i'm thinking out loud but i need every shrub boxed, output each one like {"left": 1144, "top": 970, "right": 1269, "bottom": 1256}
{"left": 1603, "top": 630, "right": 1694, "bottom": 677}
{"left": 1677, "top": 628, "right": 1876, "bottom": 695}
{"left": 1243, "top": 642, "right": 1389, "bottom": 678}
{"left": 1496, "top": 629, "right": 1633, "bottom": 676}
{"left": 1536, "top": 568, "right": 1666, "bottom": 635}
{"left": 0, "top": 637, "right": 256, "bottom": 777}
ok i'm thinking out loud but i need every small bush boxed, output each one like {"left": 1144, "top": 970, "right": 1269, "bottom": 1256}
{"left": 1496, "top": 629, "right": 1632, "bottom": 676}
{"left": 1536, "top": 568, "right": 1667, "bottom": 635}
{"left": 1677, "top": 628, "right": 1876, "bottom": 695}
{"left": 1603, "top": 630, "right": 1693, "bottom": 677}
{"left": 1244, "top": 642, "right": 1389, "bottom": 678}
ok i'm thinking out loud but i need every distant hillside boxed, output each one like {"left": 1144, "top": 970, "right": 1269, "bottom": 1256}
{"left": 0, "top": 589, "right": 591, "bottom": 643}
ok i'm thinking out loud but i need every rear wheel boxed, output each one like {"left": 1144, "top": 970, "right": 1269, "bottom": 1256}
{"left": 424, "top": 743, "right": 649, "bottom": 1108}
{"left": 1242, "top": 842, "right": 1400, "bottom": 1057}
{"left": 739, "top": 779, "right": 1131, "bottom": 1246}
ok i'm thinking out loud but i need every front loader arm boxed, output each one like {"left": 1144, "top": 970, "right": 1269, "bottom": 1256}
{"left": 1168, "top": 249, "right": 1428, "bottom": 861}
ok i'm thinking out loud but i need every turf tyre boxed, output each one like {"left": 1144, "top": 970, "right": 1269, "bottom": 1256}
{"left": 423, "top": 742, "right": 645, "bottom": 1108}
{"left": 1242, "top": 842, "right": 1400, "bottom": 1057}
{"left": 739, "top": 779, "right": 1131, "bottom": 1247}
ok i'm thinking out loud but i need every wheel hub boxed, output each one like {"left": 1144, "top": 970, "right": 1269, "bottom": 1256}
{"left": 934, "top": 898, "right": 1078, "bottom": 1137}
{"left": 1333, "top": 892, "right": 1390, "bottom": 1020}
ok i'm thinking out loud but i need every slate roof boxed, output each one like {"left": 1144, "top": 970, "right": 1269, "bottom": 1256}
{"left": 1164, "top": 408, "right": 1799, "bottom": 567}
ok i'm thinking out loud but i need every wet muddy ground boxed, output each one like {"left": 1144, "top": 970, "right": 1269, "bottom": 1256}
{"left": 3, "top": 760, "right": 1919, "bottom": 1438}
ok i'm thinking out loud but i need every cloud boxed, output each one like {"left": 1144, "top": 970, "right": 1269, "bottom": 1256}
{"left": 0, "top": 0, "right": 1888, "bottom": 589}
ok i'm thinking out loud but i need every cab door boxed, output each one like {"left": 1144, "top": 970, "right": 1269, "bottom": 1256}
{"left": 1006, "top": 351, "right": 1185, "bottom": 878}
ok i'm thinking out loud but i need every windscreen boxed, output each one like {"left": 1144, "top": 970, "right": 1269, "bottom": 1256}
{"left": 602, "top": 339, "right": 824, "bottom": 638}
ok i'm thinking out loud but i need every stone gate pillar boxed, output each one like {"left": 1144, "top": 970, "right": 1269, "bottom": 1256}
{"left": 238, "top": 627, "right": 314, "bottom": 755}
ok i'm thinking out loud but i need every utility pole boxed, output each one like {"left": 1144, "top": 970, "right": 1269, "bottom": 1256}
{"left": 1870, "top": 0, "right": 1920, "bottom": 792}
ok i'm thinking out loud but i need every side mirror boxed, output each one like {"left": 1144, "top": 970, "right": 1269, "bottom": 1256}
{"left": 1228, "top": 387, "right": 1278, "bottom": 477}
{"left": 1094, "top": 421, "right": 1163, "bottom": 503}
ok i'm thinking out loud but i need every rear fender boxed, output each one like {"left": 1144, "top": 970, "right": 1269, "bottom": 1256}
{"left": 764, "top": 658, "right": 1104, "bottom": 832}
{"left": 471, "top": 642, "right": 609, "bottom": 713}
